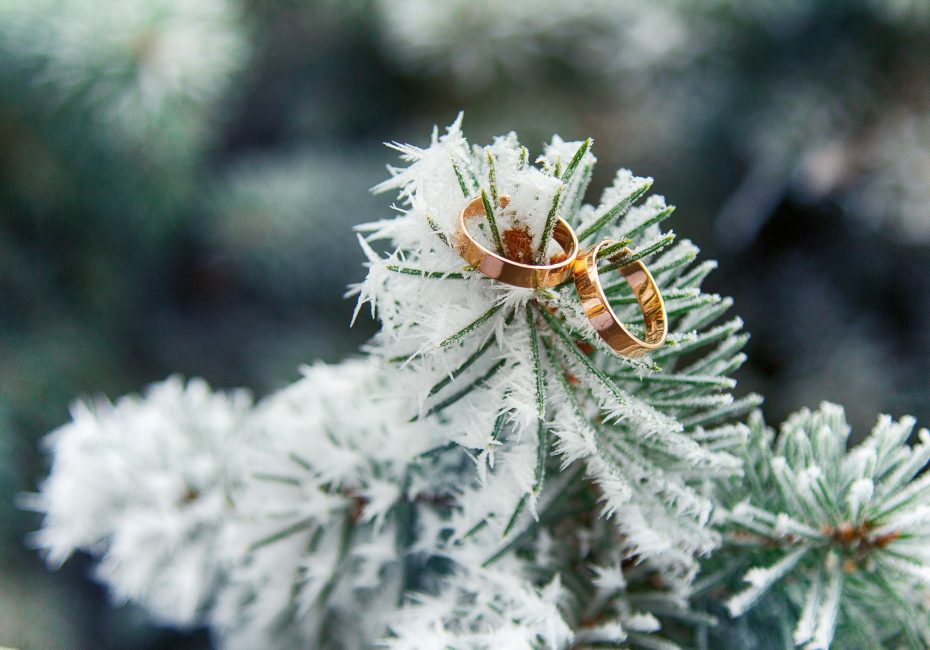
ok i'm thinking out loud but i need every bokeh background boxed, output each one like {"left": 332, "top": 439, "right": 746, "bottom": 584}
{"left": 1, "top": 0, "right": 929, "bottom": 647}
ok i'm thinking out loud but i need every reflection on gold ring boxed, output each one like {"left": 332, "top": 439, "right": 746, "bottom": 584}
{"left": 573, "top": 239, "right": 667, "bottom": 358}
{"left": 454, "top": 195, "right": 578, "bottom": 289}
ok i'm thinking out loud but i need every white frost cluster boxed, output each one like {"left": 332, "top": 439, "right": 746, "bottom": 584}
{"left": 29, "top": 361, "right": 429, "bottom": 646}
{"left": 30, "top": 360, "right": 603, "bottom": 648}
{"left": 26, "top": 377, "right": 253, "bottom": 626}
{"left": 210, "top": 359, "right": 438, "bottom": 649}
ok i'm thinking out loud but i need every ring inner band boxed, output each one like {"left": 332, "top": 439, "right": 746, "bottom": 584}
{"left": 573, "top": 239, "right": 667, "bottom": 358}
{"left": 455, "top": 195, "right": 578, "bottom": 289}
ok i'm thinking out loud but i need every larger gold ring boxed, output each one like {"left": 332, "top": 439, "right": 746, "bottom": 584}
{"left": 573, "top": 239, "right": 667, "bottom": 358}
{"left": 455, "top": 195, "right": 578, "bottom": 288}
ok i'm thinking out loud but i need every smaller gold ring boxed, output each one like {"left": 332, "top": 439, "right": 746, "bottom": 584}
{"left": 455, "top": 195, "right": 578, "bottom": 288}
{"left": 573, "top": 239, "right": 667, "bottom": 358}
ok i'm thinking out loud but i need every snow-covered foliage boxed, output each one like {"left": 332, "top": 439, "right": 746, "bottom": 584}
{"left": 211, "top": 359, "right": 435, "bottom": 649}
{"left": 353, "top": 115, "right": 756, "bottom": 580}
{"left": 26, "top": 377, "right": 253, "bottom": 626}
{"left": 714, "top": 404, "right": 930, "bottom": 648}
{"left": 29, "top": 119, "right": 927, "bottom": 650}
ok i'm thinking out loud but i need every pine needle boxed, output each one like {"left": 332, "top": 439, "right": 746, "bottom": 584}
{"left": 599, "top": 233, "right": 676, "bottom": 272}
{"left": 578, "top": 177, "right": 653, "bottom": 241}
{"left": 535, "top": 185, "right": 564, "bottom": 263}
{"left": 481, "top": 188, "right": 506, "bottom": 255}
{"left": 451, "top": 157, "right": 471, "bottom": 198}
{"left": 385, "top": 265, "right": 466, "bottom": 279}
{"left": 437, "top": 302, "right": 505, "bottom": 349}
{"left": 486, "top": 148, "right": 498, "bottom": 205}
{"left": 526, "top": 303, "right": 545, "bottom": 418}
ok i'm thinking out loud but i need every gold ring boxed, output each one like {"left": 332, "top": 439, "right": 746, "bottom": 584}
{"left": 455, "top": 195, "right": 578, "bottom": 288}
{"left": 573, "top": 239, "right": 667, "bottom": 358}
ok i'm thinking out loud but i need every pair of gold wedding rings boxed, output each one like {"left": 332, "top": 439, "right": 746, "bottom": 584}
{"left": 454, "top": 195, "right": 667, "bottom": 359}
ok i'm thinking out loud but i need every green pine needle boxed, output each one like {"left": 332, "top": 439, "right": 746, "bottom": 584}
{"left": 680, "top": 393, "right": 763, "bottom": 428}
{"left": 677, "top": 260, "right": 718, "bottom": 289}
{"left": 251, "top": 473, "right": 301, "bottom": 486}
{"left": 625, "top": 205, "right": 676, "bottom": 240}
{"left": 451, "top": 157, "right": 471, "bottom": 198}
{"left": 427, "top": 335, "right": 497, "bottom": 397}
{"left": 413, "top": 359, "right": 507, "bottom": 421}
{"left": 247, "top": 519, "right": 314, "bottom": 553}
{"left": 535, "top": 185, "right": 564, "bottom": 263}
{"left": 651, "top": 319, "right": 743, "bottom": 362}
{"left": 567, "top": 162, "right": 594, "bottom": 217}
{"left": 648, "top": 249, "right": 698, "bottom": 278}
{"left": 501, "top": 495, "right": 528, "bottom": 540}
{"left": 533, "top": 418, "right": 548, "bottom": 494}
{"left": 599, "top": 233, "right": 676, "bottom": 272}
{"left": 486, "top": 148, "right": 498, "bottom": 206}
{"left": 608, "top": 287, "right": 697, "bottom": 303}
{"left": 665, "top": 295, "right": 722, "bottom": 319}
{"left": 526, "top": 303, "right": 545, "bottom": 418}
{"left": 578, "top": 177, "right": 654, "bottom": 241}
{"left": 490, "top": 403, "right": 509, "bottom": 441}
{"left": 610, "top": 371, "right": 737, "bottom": 389}
{"left": 561, "top": 137, "right": 591, "bottom": 184}
{"left": 385, "top": 265, "right": 466, "bottom": 280}
{"left": 438, "top": 302, "right": 505, "bottom": 349}
{"left": 426, "top": 215, "right": 449, "bottom": 246}
{"left": 481, "top": 189, "right": 506, "bottom": 255}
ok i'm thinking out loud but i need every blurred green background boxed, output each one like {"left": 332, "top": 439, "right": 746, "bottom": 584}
{"left": 1, "top": 0, "right": 928, "bottom": 647}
